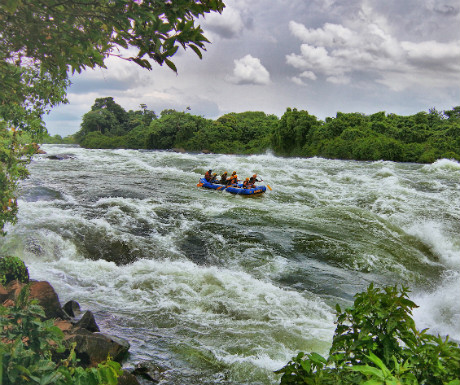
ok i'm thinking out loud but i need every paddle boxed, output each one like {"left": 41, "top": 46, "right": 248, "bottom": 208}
{"left": 197, "top": 183, "right": 203, "bottom": 187}
{"left": 257, "top": 176, "right": 272, "bottom": 191}
{"left": 217, "top": 185, "right": 226, "bottom": 190}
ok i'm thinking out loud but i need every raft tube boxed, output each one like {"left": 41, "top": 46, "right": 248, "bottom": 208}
{"left": 198, "top": 178, "right": 266, "bottom": 195}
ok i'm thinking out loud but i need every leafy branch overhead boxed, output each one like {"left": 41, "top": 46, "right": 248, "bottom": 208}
{"left": 1, "top": 0, "right": 224, "bottom": 75}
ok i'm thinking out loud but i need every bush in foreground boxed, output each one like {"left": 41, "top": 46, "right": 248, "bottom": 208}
{"left": 276, "top": 284, "right": 460, "bottom": 385}
{"left": 0, "top": 285, "right": 122, "bottom": 385}
{"left": 0, "top": 255, "right": 29, "bottom": 285}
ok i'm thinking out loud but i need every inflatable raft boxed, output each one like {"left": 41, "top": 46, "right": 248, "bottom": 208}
{"left": 197, "top": 178, "right": 266, "bottom": 195}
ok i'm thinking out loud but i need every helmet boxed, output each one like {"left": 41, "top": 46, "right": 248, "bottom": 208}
{"left": 208, "top": 169, "right": 212, "bottom": 172}
{"left": 232, "top": 171, "right": 236, "bottom": 175}
{"left": 246, "top": 178, "right": 249, "bottom": 181}
{"left": 213, "top": 173, "right": 217, "bottom": 176}
{"left": 253, "top": 174, "right": 257, "bottom": 177}
{"left": 223, "top": 171, "right": 227, "bottom": 175}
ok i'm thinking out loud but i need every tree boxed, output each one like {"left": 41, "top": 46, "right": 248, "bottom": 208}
{"left": 0, "top": 0, "right": 225, "bottom": 234}
{"left": 272, "top": 108, "right": 321, "bottom": 155}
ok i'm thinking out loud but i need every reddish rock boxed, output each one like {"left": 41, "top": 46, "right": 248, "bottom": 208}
{"left": 5, "top": 280, "right": 23, "bottom": 299}
{"left": 54, "top": 319, "right": 74, "bottom": 333}
{"left": 29, "top": 281, "right": 66, "bottom": 319}
{"left": 0, "top": 285, "right": 8, "bottom": 303}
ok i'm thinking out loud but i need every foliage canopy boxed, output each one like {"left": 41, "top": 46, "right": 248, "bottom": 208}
{"left": 73, "top": 99, "right": 460, "bottom": 166}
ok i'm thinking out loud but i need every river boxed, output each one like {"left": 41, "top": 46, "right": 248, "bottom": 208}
{"left": 1, "top": 144, "right": 459, "bottom": 384}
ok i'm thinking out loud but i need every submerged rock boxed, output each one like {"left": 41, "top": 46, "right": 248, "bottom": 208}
{"left": 46, "top": 154, "right": 75, "bottom": 160}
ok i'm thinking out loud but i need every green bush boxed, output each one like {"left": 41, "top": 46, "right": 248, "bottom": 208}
{"left": 0, "top": 285, "right": 122, "bottom": 385}
{"left": 276, "top": 284, "right": 460, "bottom": 385}
{"left": 0, "top": 256, "right": 29, "bottom": 285}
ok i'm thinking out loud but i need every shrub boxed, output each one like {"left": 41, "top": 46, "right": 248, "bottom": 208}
{"left": 0, "top": 285, "right": 123, "bottom": 385}
{"left": 276, "top": 284, "right": 460, "bottom": 385}
{"left": 0, "top": 256, "right": 29, "bottom": 285}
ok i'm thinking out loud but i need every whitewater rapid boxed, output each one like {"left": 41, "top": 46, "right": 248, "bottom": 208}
{"left": 1, "top": 145, "right": 458, "bottom": 384}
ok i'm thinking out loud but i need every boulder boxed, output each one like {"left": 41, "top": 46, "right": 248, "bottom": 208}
{"left": 54, "top": 319, "right": 74, "bottom": 333}
{"left": 132, "top": 361, "right": 169, "bottom": 384}
{"left": 0, "top": 284, "right": 8, "bottom": 303}
{"left": 63, "top": 300, "right": 81, "bottom": 317}
{"left": 29, "top": 281, "right": 67, "bottom": 319}
{"left": 67, "top": 328, "right": 130, "bottom": 367}
{"left": 5, "top": 280, "right": 23, "bottom": 299}
{"left": 75, "top": 310, "right": 100, "bottom": 332}
{"left": 117, "top": 372, "right": 142, "bottom": 385}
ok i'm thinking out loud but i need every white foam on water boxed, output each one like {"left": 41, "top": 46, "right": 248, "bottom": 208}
{"left": 407, "top": 220, "right": 460, "bottom": 270}
{"left": 425, "top": 158, "right": 460, "bottom": 172}
{"left": 412, "top": 272, "right": 460, "bottom": 341}
{"left": 5, "top": 145, "right": 460, "bottom": 384}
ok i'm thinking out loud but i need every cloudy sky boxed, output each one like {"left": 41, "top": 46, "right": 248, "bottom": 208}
{"left": 44, "top": 0, "right": 460, "bottom": 136}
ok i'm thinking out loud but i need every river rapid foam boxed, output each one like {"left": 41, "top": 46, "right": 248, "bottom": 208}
{"left": 1, "top": 145, "right": 459, "bottom": 384}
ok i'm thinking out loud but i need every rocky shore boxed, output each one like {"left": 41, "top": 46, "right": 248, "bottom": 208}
{"left": 0, "top": 279, "right": 162, "bottom": 385}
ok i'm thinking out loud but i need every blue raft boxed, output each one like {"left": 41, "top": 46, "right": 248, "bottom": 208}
{"left": 198, "top": 178, "right": 266, "bottom": 195}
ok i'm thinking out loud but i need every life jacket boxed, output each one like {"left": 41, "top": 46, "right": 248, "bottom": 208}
{"left": 204, "top": 171, "right": 212, "bottom": 181}
{"left": 227, "top": 175, "right": 237, "bottom": 186}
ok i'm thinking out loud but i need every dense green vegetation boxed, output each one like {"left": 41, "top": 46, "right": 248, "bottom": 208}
{"left": 0, "top": 256, "right": 29, "bottom": 285}
{"left": 275, "top": 284, "right": 460, "bottom": 385}
{"left": 0, "top": 285, "right": 122, "bottom": 385}
{"left": 73, "top": 100, "right": 460, "bottom": 163}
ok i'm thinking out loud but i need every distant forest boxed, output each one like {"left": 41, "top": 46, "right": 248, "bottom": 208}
{"left": 44, "top": 97, "right": 460, "bottom": 163}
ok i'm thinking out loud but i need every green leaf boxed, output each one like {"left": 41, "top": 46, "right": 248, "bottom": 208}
{"left": 309, "top": 352, "right": 327, "bottom": 365}
{"left": 164, "top": 58, "right": 177, "bottom": 73}
{"left": 351, "top": 364, "right": 385, "bottom": 379}
{"left": 188, "top": 44, "right": 203, "bottom": 59}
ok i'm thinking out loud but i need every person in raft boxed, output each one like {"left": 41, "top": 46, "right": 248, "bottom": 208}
{"left": 220, "top": 171, "right": 228, "bottom": 185}
{"left": 227, "top": 174, "right": 238, "bottom": 186}
{"left": 204, "top": 169, "right": 213, "bottom": 182}
{"left": 210, "top": 173, "right": 218, "bottom": 183}
{"left": 249, "top": 174, "right": 260, "bottom": 186}
{"left": 243, "top": 177, "right": 251, "bottom": 189}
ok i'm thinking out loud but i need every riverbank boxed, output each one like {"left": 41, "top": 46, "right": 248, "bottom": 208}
{"left": 0, "top": 276, "right": 168, "bottom": 385}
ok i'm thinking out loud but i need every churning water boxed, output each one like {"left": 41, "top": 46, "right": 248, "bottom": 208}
{"left": 1, "top": 144, "right": 459, "bottom": 384}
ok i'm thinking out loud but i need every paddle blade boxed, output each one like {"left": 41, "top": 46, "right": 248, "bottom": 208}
{"left": 217, "top": 186, "right": 226, "bottom": 190}
{"left": 266, "top": 184, "right": 272, "bottom": 191}
{"left": 197, "top": 183, "right": 203, "bottom": 187}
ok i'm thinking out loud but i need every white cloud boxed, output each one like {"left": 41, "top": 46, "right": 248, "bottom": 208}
{"left": 300, "top": 71, "right": 317, "bottom": 80}
{"left": 286, "top": 2, "right": 460, "bottom": 90}
{"left": 228, "top": 54, "right": 271, "bottom": 85}
{"left": 202, "top": 6, "right": 245, "bottom": 39}
{"left": 401, "top": 40, "right": 460, "bottom": 65}
{"left": 291, "top": 76, "right": 306, "bottom": 86}
{"left": 289, "top": 21, "right": 354, "bottom": 47}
